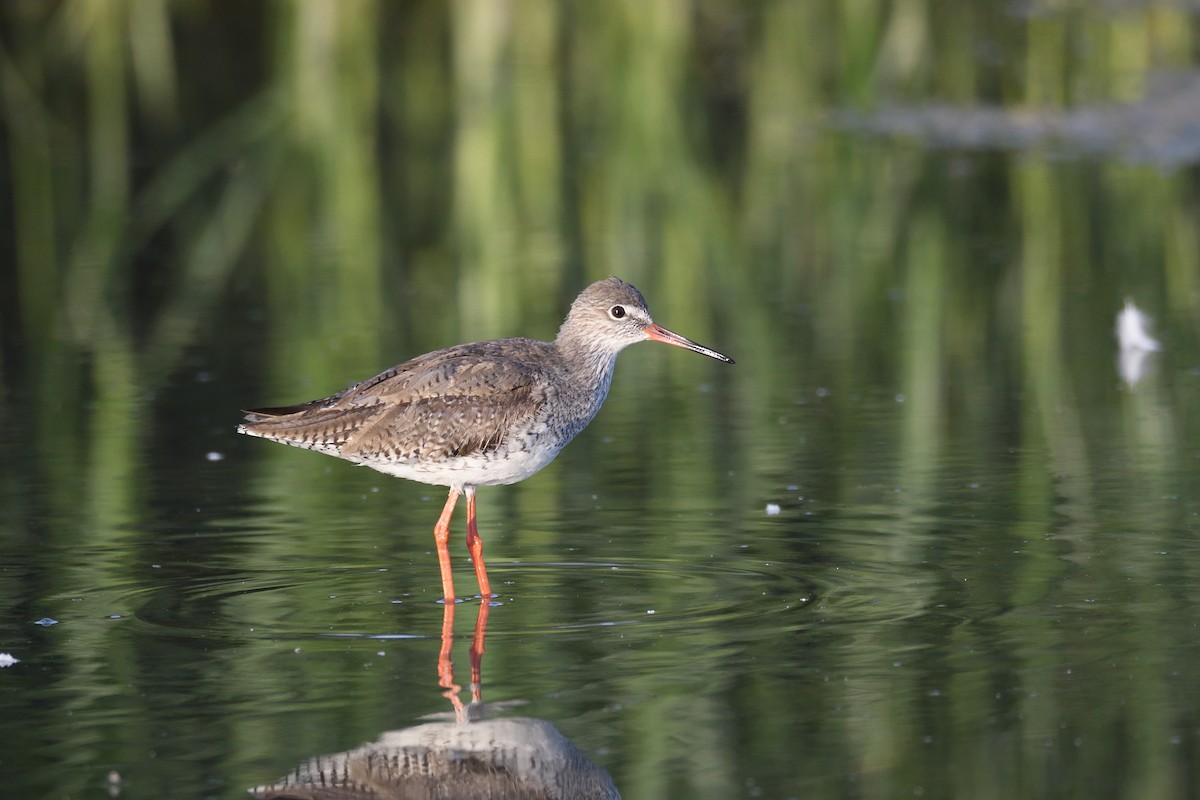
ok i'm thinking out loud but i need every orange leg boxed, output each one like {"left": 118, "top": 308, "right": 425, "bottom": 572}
{"left": 434, "top": 488, "right": 460, "bottom": 602}
{"left": 464, "top": 486, "right": 492, "bottom": 600}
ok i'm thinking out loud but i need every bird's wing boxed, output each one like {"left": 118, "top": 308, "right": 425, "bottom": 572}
{"left": 338, "top": 355, "right": 550, "bottom": 462}
{"left": 242, "top": 341, "right": 556, "bottom": 462}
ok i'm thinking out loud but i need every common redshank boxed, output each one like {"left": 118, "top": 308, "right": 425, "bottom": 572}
{"left": 237, "top": 276, "right": 733, "bottom": 602}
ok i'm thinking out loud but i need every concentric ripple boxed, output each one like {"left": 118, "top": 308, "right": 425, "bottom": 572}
{"left": 108, "top": 553, "right": 821, "bottom": 645}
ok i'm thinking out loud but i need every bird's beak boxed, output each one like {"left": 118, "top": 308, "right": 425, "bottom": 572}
{"left": 645, "top": 323, "right": 735, "bottom": 364}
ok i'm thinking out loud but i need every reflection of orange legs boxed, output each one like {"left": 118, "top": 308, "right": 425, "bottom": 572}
{"left": 437, "top": 601, "right": 465, "bottom": 718}
{"left": 434, "top": 489, "right": 460, "bottom": 602}
{"left": 437, "top": 599, "right": 491, "bottom": 718}
{"left": 469, "top": 598, "right": 490, "bottom": 704}
{"left": 464, "top": 486, "right": 492, "bottom": 599}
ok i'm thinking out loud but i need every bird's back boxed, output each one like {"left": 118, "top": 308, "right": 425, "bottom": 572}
{"left": 238, "top": 338, "right": 576, "bottom": 486}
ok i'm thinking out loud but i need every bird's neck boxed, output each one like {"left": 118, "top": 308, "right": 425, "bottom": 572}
{"left": 553, "top": 329, "right": 622, "bottom": 401}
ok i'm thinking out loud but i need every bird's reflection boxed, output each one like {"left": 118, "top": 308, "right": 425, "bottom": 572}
{"left": 250, "top": 602, "right": 620, "bottom": 800}
{"left": 437, "top": 598, "right": 489, "bottom": 723}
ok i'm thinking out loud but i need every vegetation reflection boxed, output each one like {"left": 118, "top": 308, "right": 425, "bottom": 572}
{"left": 2, "top": 2, "right": 1200, "bottom": 799}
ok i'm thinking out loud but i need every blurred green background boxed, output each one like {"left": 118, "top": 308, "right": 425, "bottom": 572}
{"left": 4, "top": 2, "right": 1200, "bottom": 799}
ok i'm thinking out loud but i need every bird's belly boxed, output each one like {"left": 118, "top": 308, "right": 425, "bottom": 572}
{"left": 352, "top": 438, "right": 567, "bottom": 489}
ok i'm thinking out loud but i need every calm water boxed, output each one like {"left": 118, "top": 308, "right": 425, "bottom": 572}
{"left": 4, "top": 3, "right": 1200, "bottom": 799}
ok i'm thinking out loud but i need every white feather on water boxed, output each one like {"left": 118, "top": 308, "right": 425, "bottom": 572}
{"left": 1116, "top": 300, "right": 1162, "bottom": 353}
{"left": 1116, "top": 300, "right": 1161, "bottom": 387}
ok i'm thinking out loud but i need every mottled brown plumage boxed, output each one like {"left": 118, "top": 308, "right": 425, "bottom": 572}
{"left": 242, "top": 343, "right": 550, "bottom": 466}
{"left": 238, "top": 277, "right": 733, "bottom": 601}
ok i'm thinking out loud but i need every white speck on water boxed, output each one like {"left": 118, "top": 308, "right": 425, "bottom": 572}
{"left": 371, "top": 486, "right": 380, "bottom": 493}
{"left": 391, "top": 599, "right": 402, "bottom": 604}
{"left": 895, "top": 393, "right": 906, "bottom": 403}
{"left": 0, "top": 653, "right": 19, "bottom": 667}
{"left": 34, "top": 617, "right": 57, "bottom": 626}
{"left": 816, "top": 387, "right": 830, "bottom": 398}
{"left": 786, "top": 485, "right": 799, "bottom": 491}
{"left": 151, "top": 564, "right": 161, "bottom": 568}
{"left": 205, "top": 451, "right": 224, "bottom": 462}
{"left": 377, "top": 650, "right": 386, "bottom": 657}
{"left": 294, "top": 648, "right": 302, "bottom": 653}
{"left": 765, "top": 503, "right": 781, "bottom": 516}
{"left": 647, "top": 609, "right": 655, "bottom": 615}
{"left": 1116, "top": 300, "right": 1162, "bottom": 352}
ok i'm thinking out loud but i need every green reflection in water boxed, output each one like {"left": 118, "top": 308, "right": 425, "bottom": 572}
{"left": 3, "top": 2, "right": 1200, "bottom": 799}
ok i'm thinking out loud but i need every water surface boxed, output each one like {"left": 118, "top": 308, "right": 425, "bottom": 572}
{"left": 4, "top": 3, "right": 1200, "bottom": 799}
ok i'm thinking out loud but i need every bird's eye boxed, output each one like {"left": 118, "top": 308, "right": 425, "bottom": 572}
{"left": 609, "top": 305, "right": 626, "bottom": 319}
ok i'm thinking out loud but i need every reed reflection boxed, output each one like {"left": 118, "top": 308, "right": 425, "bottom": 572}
{"left": 251, "top": 602, "right": 619, "bottom": 800}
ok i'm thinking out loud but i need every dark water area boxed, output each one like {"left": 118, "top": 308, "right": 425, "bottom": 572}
{"left": 5, "top": 2, "right": 1200, "bottom": 799}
